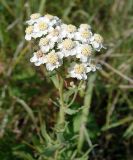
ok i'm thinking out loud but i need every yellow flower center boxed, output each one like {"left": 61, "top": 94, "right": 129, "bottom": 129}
{"left": 30, "top": 13, "right": 41, "bottom": 19}
{"left": 25, "top": 26, "right": 33, "bottom": 34}
{"left": 67, "top": 24, "right": 76, "bottom": 33}
{"left": 81, "top": 31, "right": 91, "bottom": 38}
{"left": 36, "top": 50, "right": 44, "bottom": 58}
{"left": 74, "top": 64, "right": 85, "bottom": 74}
{"left": 39, "top": 38, "right": 49, "bottom": 46}
{"left": 62, "top": 39, "right": 75, "bottom": 50}
{"left": 38, "top": 22, "right": 48, "bottom": 31}
{"left": 81, "top": 45, "right": 92, "bottom": 56}
{"left": 94, "top": 34, "right": 103, "bottom": 43}
{"left": 45, "top": 14, "right": 54, "bottom": 20}
{"left": 47, "top": 52, "right": 58, "bottom": 64}
{"left": 50, "top": 29, "right": 59, "bottom": 36}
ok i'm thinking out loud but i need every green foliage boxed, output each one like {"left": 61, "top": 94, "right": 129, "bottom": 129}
{"left": 0, "top": 0, "right": 133, "bottom": 159}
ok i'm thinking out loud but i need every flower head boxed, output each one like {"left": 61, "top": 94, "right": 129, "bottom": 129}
{"left": 30, "top": 50, "right": 45, "bottom": 66}
{"left": 25, "top": 26, "right": 34, "bottom": 41}
{"left": 68, "top": 63, "right": 91, "bottom": 80}
{"left": 26, "top": 13, "right": 41, "bottom": 25}
{"left": 39, "top": 37, "right": 54, "bottom": 52}
{"left": 44, "top": 14, "right": 62, "bottom": 26}
{"left": 79, "top": 24, "right": 91, "bottom": 31}
{"left": 61, "top": 24, "right": 77, "bottom": 39}
{"left": 58, "top": 39, "right": 78, "bottom": 57}
{"left": 47, "top": 27, "right": 63, "bottom": 43}
{"left": 33, "top": 21, "right": 53, "bottom": 38}
{"left": 75, "top": 29, "right": 92, "bottom": 43}
{"left": 90, "top": 34, "right": 105, "bottom": 51}
{"left": 76, "top": 44, "right": 92, "bottom": 62}
{"left": 44, "top": 50, "right": 63, "bottom": 71}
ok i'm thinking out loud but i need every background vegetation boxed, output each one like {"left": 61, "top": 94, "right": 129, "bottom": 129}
{"left": 0, "top": 0, "right": 133, "bottom": 159}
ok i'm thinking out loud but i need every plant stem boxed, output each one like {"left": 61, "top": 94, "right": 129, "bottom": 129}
{"left": 78, "top": 74, "right": 96, "bottom": 152}
{"left": 58, "top": 75, "right": 65, "bottom": 125}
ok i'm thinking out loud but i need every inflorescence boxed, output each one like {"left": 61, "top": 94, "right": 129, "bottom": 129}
{"left": 25, "top": 13, "right": 105, "bottom": 80}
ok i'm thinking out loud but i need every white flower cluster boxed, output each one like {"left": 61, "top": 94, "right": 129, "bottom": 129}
{"left": 25, "top": 13, "right": 105, "bottom": 80}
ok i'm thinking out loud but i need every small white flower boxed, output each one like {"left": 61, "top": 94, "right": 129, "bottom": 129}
{"left": 39, "top": 37, "right": 55, "bottom": 52}
{"left": 44, "top": 50, "right": 63, "bottom": 71}
{"left": 44, "top": 14, "right": 62, "bottom": 26}
{"left": 90, "top": 34, "right": 105, "bottom": 51}
{"left": 33, "top": 21, "right": 53, "bottom": 38}
{"left": 30, "top": 50, "right": 45, "bottom": 66}
{"left": 58, "top": 39, "right": 78, "bottom": 57}
{"left": 68, "top": 63, "right": 91, "bottom": 80}
{"left": 47, "top": 27, "right": 63, "bottom": 43}
{"left": 61, "top": 24, "right": 77, "bottom": 39}
{"left": 26, "top": 13, "right": 41, "bottom": 25}
{"left": 75, "top": 29, "right": 92, "bottom": 43}
{"left": 76, "top": 44, "right": 93, "bottom": 62}
{"left": 25, "top": 26, "right": 34, "bottom": 41}
{"left": 88, "top": 59, "right": 101, "bottom": 71}
{"left": 79, "top": 24, "right": 91, "bottom": 32}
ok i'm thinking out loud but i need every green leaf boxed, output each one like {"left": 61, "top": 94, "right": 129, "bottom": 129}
{"left": 41, "top": 144, "right": 60, "bottom": 157}
{"left": 73, "top": 113, "right": 82, "bottom": 133}
{"left": 15, "top": 97, "right": 36, "bottom": 124}
{"left": 124, "top": 122, "right": 133, "bottom": 138}
{"left": 13, "top": 151, "right": 35, "bottom": 160}
{"left": 40, "top": 123, "right": 52, "bottom": 143}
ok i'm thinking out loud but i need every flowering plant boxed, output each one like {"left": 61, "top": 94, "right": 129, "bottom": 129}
{"left": 25, "top": 13, "right": 105, "bottom": 157}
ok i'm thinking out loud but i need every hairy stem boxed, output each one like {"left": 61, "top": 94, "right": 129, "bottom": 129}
{"left": 58, "top": 75, "right": 65, "bottom": 125}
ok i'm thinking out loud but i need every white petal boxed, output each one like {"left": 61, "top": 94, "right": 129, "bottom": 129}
{"left": 83, "top": 74, "right": 87, "bottom": 80}
{"left": 26, "top": 20, "right": 34, "bottom": 25}
{"left": 86, "top": 67, "right": 91, "bottom": 72}
{"left": 43, "top": 57, "right": 47, "bottom": 63}
{"left": 25, "top": 34, "right": 31, "bottom": 41}
{"left": 46, "top": 63, "right": 55, "bottom": 71}
{"left": 81, "top": 56, "right": 88, "bottom": 62}
{"left": 76, "top": 54, "right": 80, "bottom": 58}
{"left": 90, "top": 36, "right": 94, "bottom": 42}
{"left": 76, "top": 74, "right": 82, "bottom": 80}
{"left": 30, "top": 55, "right": 37, "bottom": 62}
{"left": 64, "top": 51, "right": 70, "bottom": 57}
{"left": 92, "top": 42, "right": 100, "bottom": 49}
{"left": 91, "top": 67, "right": 96, "bottom": 72}
{"left": 32, "top": 32, "right": 42, "bottom": 38}
{"left": 35, "top": 61, "right": 42, "bottom": 66}
{"left": 57, "top": 52, "right": 64, "bottom": 59}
